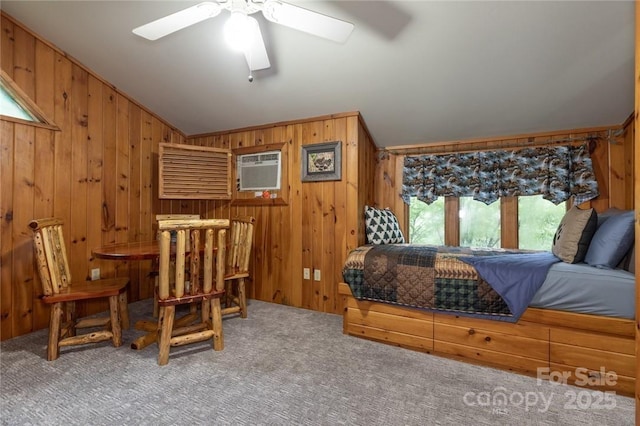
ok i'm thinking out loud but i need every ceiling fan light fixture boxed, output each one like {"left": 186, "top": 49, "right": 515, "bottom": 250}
{"left": 134, "top": 0, "right": 355, "bottom": 72}
{"left": 224, "top": 11, "right": 252, "bottom": 51}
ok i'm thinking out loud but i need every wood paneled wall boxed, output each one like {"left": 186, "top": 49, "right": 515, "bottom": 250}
{"left": 185, "top": 112, "right": 377, "bottom": 313}
{"left": 0, "top": 13, "right": 185, "bottom": 340}
{"left": 375, "top": 124, "right": 634, "bottom": 244}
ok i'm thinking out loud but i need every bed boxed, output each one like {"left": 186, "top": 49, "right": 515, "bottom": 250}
{"left": 339, "top": 206, "right": 636, "bottom": 396}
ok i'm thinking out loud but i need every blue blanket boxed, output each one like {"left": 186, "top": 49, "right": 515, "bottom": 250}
{"left": 460, "top": 252, "right": 560, "bottom": 320}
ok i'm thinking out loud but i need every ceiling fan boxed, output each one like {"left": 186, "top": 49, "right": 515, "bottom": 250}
{"left": 132, "top": 0, "right": 354, "bottom": 77}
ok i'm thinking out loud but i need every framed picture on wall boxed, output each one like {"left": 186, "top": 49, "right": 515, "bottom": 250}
{"left": 301, "top": 141, "right": 342, "bottom": 182}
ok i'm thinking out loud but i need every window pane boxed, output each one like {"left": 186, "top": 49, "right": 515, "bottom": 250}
{"left": 460, "top": 197, "right": 500, "bottom": 248}
{"left": 0, "top": 84, "right": 37, "bottom": 121}
{"left": 408, "top": 197, "right": 445, "bottom": 245}
{"left": 519, "top": 195, "right": 566, "bottom": 250}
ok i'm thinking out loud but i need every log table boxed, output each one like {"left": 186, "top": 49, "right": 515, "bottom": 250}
{"left": 92, "top": 241, "right": 198, "bottom": 350}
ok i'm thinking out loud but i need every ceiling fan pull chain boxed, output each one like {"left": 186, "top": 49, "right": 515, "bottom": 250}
{"left": 245, "top": 49, "right": 254, "bottom": 82}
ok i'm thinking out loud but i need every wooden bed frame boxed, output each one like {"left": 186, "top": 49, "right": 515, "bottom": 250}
{"left": 338, "top": 283, "right": 635, "bottom": 396}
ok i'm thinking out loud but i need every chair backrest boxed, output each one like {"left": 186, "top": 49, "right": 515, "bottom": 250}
{"left": 28, "top": 218, "right": 71, "bottom": 296}
{"left": 227, "top": 216, "right": 256, "bottom": 275}
{"left": 155, "top": 214, "right": 201, "bottom": 221}
{"left": 155, "top": 214, "right": 201, "bottom": 245}
{"left": 157, "top": 218, "right": 228, "bottom": 301}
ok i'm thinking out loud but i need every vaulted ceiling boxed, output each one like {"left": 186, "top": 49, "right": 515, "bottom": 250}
{"left": 1, "top": 1, "right": 634, "bottom": 147}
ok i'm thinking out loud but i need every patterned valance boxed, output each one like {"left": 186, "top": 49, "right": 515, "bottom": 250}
{"left": 402, "top": 143, "right": 599, "bottom": 206}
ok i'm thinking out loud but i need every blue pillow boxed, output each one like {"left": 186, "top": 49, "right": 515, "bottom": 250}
{"left": 584, "top": 210, "right": 634, "bottom": 269}
{"left": 596, "top": 208, "right": 624, "bottom": 228}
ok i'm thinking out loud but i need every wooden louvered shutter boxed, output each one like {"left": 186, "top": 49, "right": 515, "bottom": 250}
{"left": 159, "top": 143, "right": 232, "bottom": 199}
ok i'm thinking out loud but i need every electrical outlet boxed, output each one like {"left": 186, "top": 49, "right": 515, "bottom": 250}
{"left": 303, "top": 268, "right": 310, "bottom": 280}
{"left": 314, "top": 269, "right": 321, "bottom": 281}
{"left": 91, "top": 268, "right": 100, "bottom": 281}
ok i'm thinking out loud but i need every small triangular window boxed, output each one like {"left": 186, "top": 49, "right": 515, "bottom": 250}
{"left": 0, "top": 70, "right": 56, "bottom": 128}
{"left": 0, "top": 84, "right": 38, "bottom": 121}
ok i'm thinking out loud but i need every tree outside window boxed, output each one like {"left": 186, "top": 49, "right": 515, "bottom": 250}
{"left": 408, "top": 197, "right": 444, "bottom": 245}
{"left": 518, "top": 195, "right": 566, "bottom": 250}
{"left": 408, "top": 195, "right": 564, "bottom": 249}
{"left": 459, "top": 197, "right": 500, "bottom": 248}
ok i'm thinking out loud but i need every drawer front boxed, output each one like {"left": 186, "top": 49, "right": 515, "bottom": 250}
{"left": 522, "top": 308, "right": 634, "bottom": 338}
{"left": 550, "top": 328, "right": 634, "bottom": 355}
{"left": 550, "top": 342, "right": 635, "bottom": 378}
{"left": 549, "top": 362, "right": 635, "bottom": 397}
{"left": 434, "top": 313, "right": 549, "bottom": 340}
{"left": 346, "top": 307, "right": 433, "bottom": 339}
{"left": 434, "top": 341, "right": 547, "bottom": 374}
{"left": 348, "top": 323, "right": 433, "bottom": 352}
{"left": 435, "top": 323, "right": 549, "bottom": 361}
{"left": 346, "top": 297, "right": 434, "bottom": 321}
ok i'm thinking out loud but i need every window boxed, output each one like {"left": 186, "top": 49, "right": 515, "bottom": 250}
{"left": 518, "top": 195, "right": 566, "bottom": 250}
{"left": 0, "top": 70, "right": 55, "bottom": 128}
{"left": 460, "top": 197, "right": 500, "bottom": 248}
{"left": 407, "top": 194, "right": 566, "bottom": 250}
{"left": 0, "top": 84, "right": 37, "bottom": 121}
{"left": 408, "top": 197, "right": 444, "bottom": 244}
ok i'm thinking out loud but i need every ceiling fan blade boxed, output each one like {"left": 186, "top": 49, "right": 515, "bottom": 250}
{"left": 244, "top": 17, "right": 271, "bottom": 71}
{"left": 132, "top": 2, "right": 223, "bottom": 41}
{"left": 261, "top": 0, "right": 354, "bottom": 43}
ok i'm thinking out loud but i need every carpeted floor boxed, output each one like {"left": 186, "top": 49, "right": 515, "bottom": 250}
{"left": 0, "top": 299, "right": 634, "bottom": 425}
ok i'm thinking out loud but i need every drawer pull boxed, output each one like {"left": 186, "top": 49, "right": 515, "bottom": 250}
{"left": 468, "top": 329, "right": 475, "bottom": 335}
{"left": 485, "top": 336, "right": 491, "bottom": 342}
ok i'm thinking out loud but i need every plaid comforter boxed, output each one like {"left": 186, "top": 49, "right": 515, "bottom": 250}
{"left": 343, "top": 244, "right": 552, "bottom": 321}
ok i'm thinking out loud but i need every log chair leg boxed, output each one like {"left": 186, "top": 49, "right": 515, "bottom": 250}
{"left": 108, "top": 295, "right": 123, "bottom": 347}
{"left": 238, "top": 278, "right": 247, "bottom": 319}
{"left": 158, "top": 305, "right": 175, "bottom": 366}
{"left": 152, "top": 276, "right": 159, "bottom": 318}
{"left": 47, "top": 303, "right": 63, "bottom": 361}
{"left": 224, "top": 281, "right": 233, "bottom": 308}
{"left": 189, "top": 301, "right": 198, "bottom": 317}
{"left": 66, "top": 301, "right": 76, "bottom": 337}
{"left": 211, "top": 298, "right": 224, "bottom": 351}
{"left": 118, "top": 290, "right": 130, "bottom": 330}
{"left": 201, "top": 299, "right": 211, "bottom": 324}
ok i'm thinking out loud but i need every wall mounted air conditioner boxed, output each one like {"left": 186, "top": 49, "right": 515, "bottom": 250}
{"left": 237, "top": 150, "right": 281, "bottom": 191}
